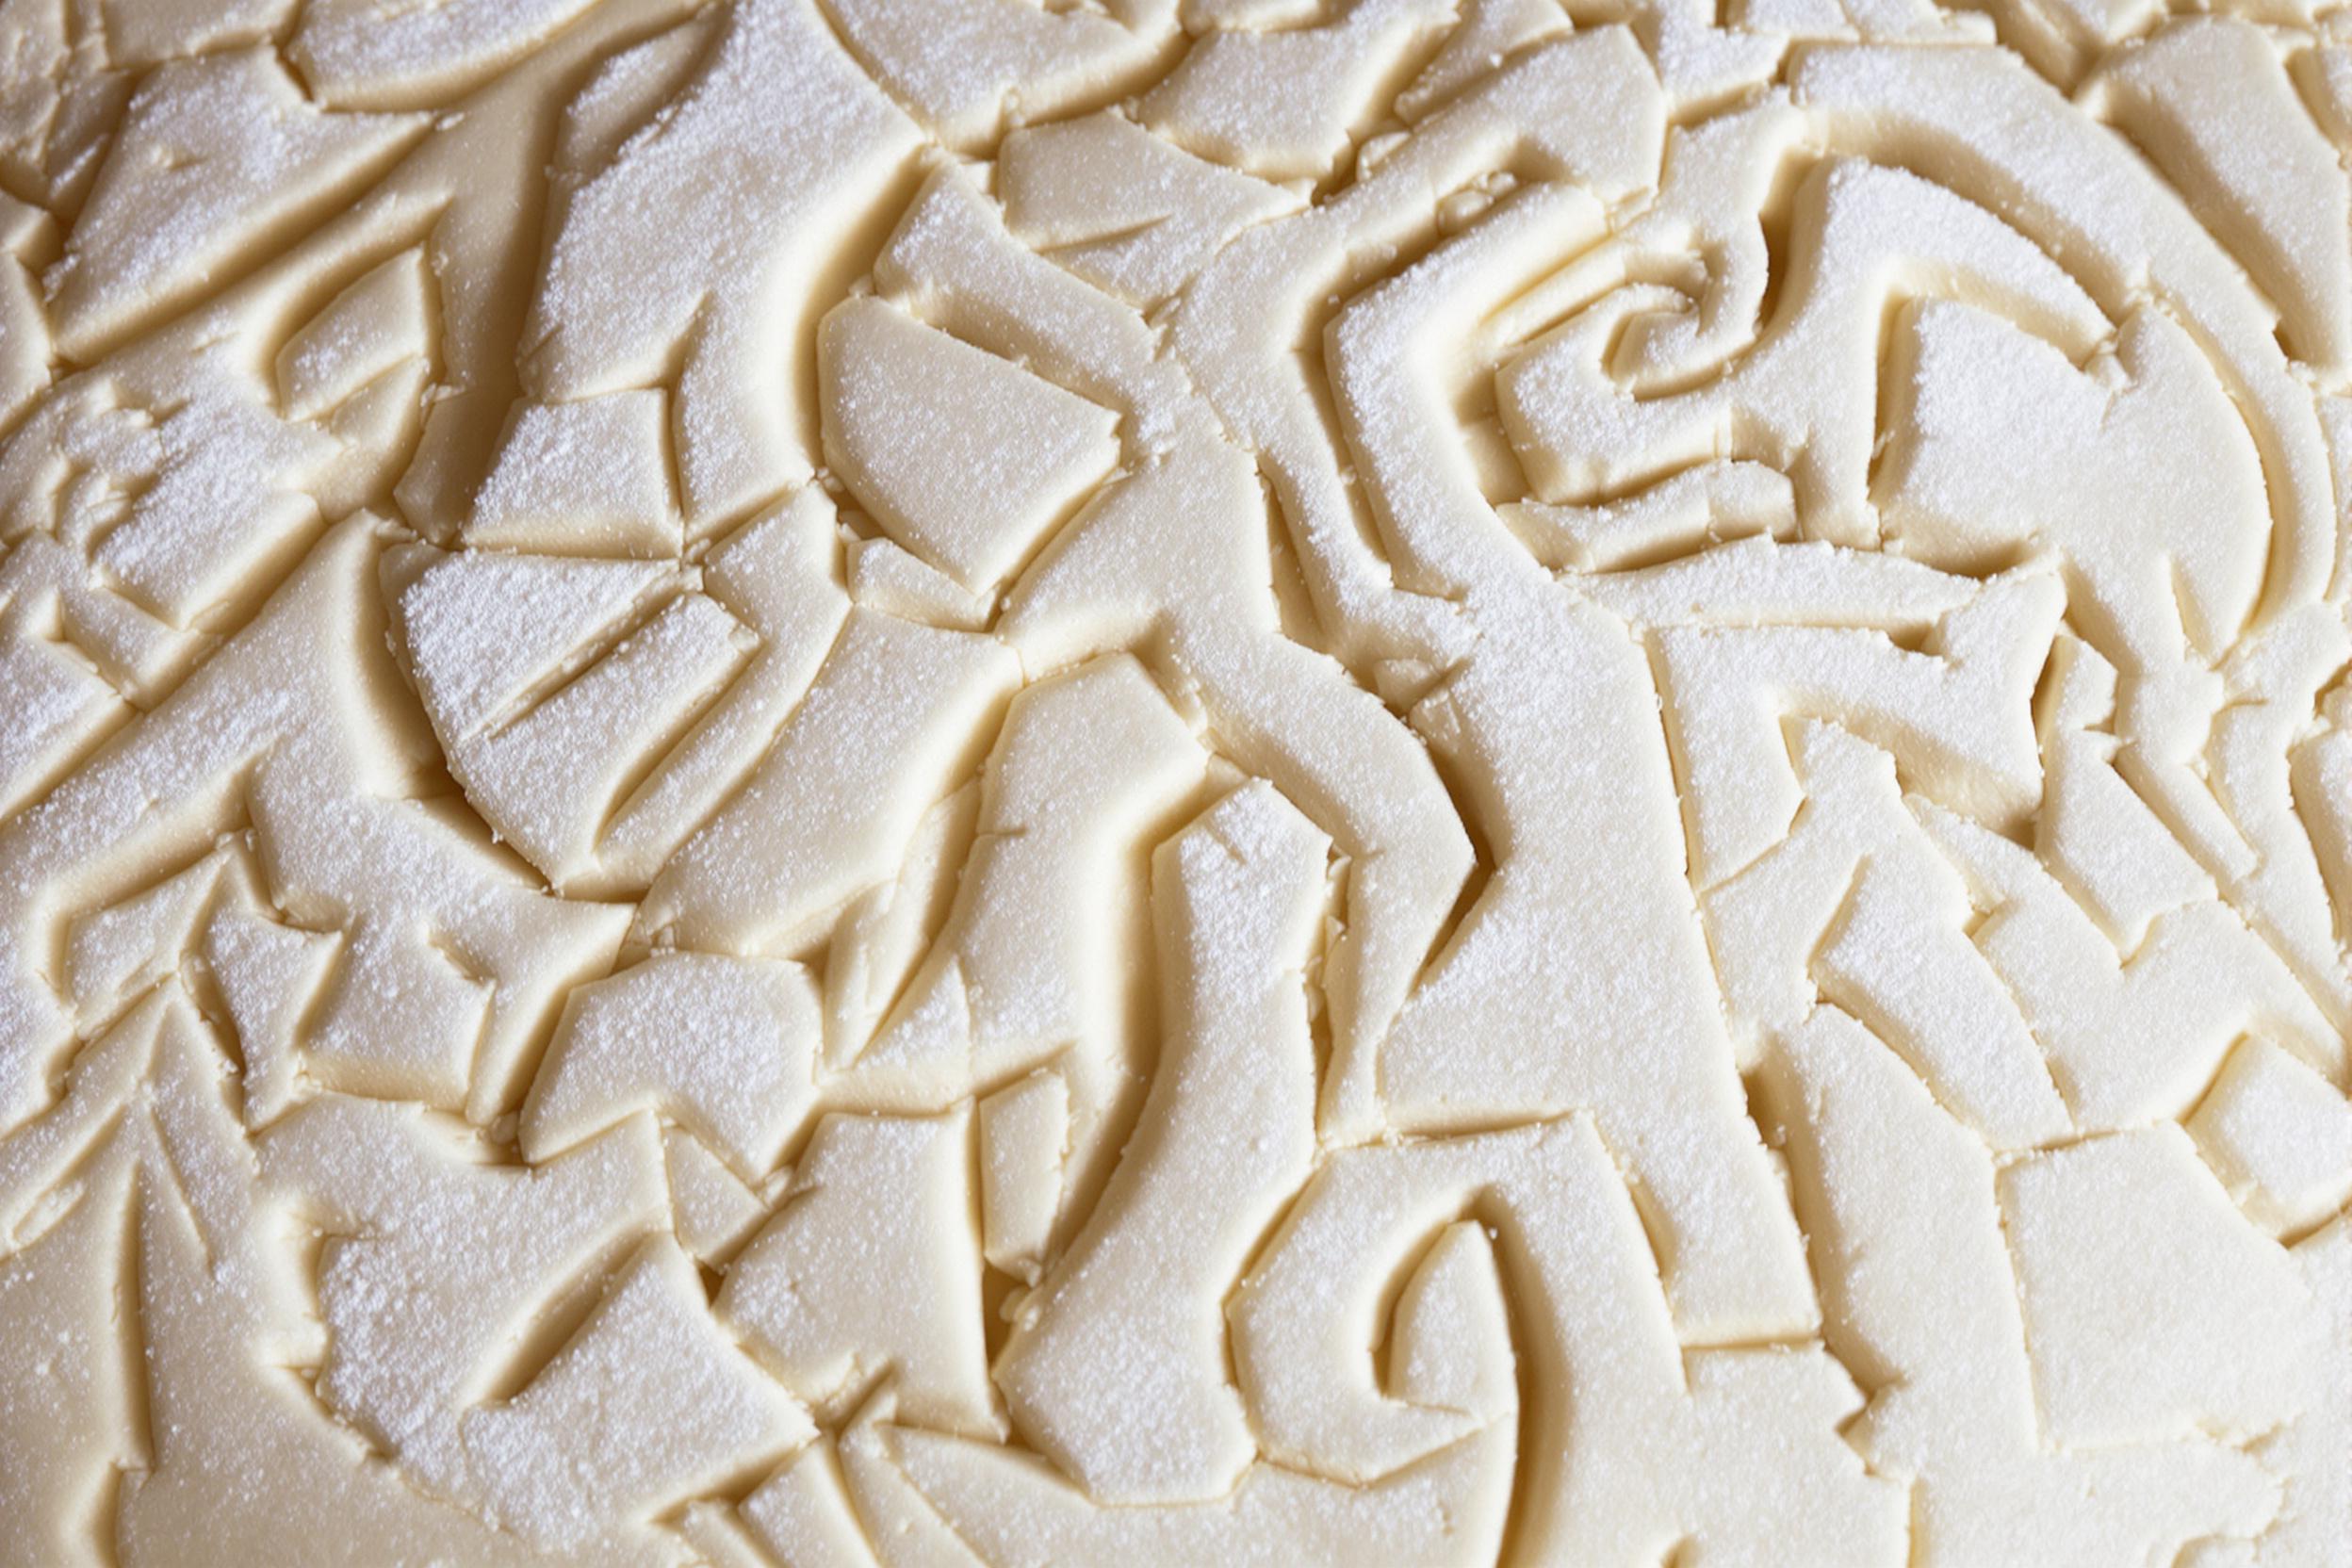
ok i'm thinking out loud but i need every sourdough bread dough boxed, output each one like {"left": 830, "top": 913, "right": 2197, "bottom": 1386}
{"left": 0, "top": 2, "right": 2347, "bottom": 1564}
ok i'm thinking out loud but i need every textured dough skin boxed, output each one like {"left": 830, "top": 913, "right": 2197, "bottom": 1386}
{"left": 2, "top": 3, "right": 2350, "bottom": 1568}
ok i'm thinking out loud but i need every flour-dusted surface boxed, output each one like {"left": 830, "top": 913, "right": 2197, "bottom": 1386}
{"left": 0, "top": 2, "right": 2347, "bottom": 1564}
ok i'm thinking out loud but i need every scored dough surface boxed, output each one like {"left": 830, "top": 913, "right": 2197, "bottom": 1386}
{"left": 0, "top": 1, "right": 2348, "bottom": 1564}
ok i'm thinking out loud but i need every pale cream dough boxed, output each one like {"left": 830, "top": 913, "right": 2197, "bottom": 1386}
{"left": 0, "top": 2, "right": 2349, "bottom": 1565}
